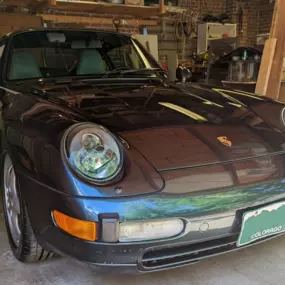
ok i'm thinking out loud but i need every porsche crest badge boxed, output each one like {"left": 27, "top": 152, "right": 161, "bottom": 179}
{"left": 217, "top": 136, "right": 232, "bottom": 147}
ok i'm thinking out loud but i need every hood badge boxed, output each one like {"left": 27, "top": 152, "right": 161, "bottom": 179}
{"left": 217, "top": 136, "right": 232, "bottom": 147}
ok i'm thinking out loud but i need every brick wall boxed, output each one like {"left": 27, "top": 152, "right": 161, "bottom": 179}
{"left": 179, "top": 0, "right": 225, "bottom": 15}
{"left": 226, "top": 0, "right": 274, "bottom": 46}
{"left": 258, "top": 0, "right": 274, "bottom": 34}
{"left": 247, "top": 0, "right": 260, "bottom": 45}
{"left": 226, "top": 0, "right": 259, "bottom": 46}
{"left": 258, "top": 10, "right": 273, "bottom": 34}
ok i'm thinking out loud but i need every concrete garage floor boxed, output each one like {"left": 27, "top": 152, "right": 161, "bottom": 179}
{"left": 1, "top": 212, "right": 285, "bottom": 285}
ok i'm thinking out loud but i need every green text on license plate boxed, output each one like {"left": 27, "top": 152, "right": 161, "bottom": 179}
{"left": 237, "top": 201, "right": 285, "bottom": 247}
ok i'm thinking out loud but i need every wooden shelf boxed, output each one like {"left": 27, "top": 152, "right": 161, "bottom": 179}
{"left": 55, "top": 0, "right": 163, "bottom": 17}
{"left": 165, "top": 6, "right": 186, "bottom": 14}
{"left": 2, "top": 0, "right": 166, "bottom": 18}
{"left": 40, "top": 13, "right": 158, "bottom": 26}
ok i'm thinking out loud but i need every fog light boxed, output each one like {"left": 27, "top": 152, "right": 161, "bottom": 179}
{"left": 119, "top": 219, "right": 184, "bottom": 242}
{"left": 53, "top": 210, "right": 97, "bottom": 241}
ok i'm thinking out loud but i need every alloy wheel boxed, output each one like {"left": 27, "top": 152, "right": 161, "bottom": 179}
{"left": 3, "top": 154, "right": 21, "bottom": 247}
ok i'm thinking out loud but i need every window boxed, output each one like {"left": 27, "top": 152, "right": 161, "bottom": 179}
{"left": 107, "top": 43, "right": 144, "bottom": 70}
{"left": 6, "top": 30, "right": 159, "bottom": 81}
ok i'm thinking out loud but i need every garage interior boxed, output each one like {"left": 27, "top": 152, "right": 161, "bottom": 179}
{"left": 1, "top": 0, "right": 285, "bottom": 284}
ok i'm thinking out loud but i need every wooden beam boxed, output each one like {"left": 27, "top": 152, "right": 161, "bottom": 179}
{"left": 159, "top": 0, "right": 166, "bottom": 14}
{"left": 51, "top": 0, "right": 162, "bottom": 18}
{"left": 48, "top": 0, "right": 56, "bottom": 5}
{"left": 40, "top": 14, "right": 158, "bottom": 26}
{"left": 166, "top": 6, "right": 187, "bottom": 14}
{"left": 0, "top": 12, "right": 43, "bottom": 30}
{"left": 2, "top": 0, "right": 164, "bottom": 18}
{"left": 1, "top": 0, "right": 48, "bottom": 7}
{"left": 255, "top": 0, "right": 285, "bottom": 99}
{"left": 255, "top": 39, "right": 277, "bottom": 95}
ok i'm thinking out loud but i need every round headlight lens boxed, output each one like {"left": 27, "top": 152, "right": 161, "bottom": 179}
{"left": 63, "top": 123, "right": 122, "bottom": 183}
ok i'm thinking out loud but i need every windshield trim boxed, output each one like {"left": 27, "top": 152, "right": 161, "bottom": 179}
{"left": 131, "top": 39, "right": 151, "bottom": 69}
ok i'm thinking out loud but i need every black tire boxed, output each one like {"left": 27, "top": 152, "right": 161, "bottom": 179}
{"left": 1, "top": 152, "right": 55, "bottom": 262}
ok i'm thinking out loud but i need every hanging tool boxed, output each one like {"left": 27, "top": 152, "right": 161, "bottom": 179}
{"left": 113, "top": 19, "right": 121, "bottom": 32}
{"left": 161, "top": 18, "right": 166, "bottom": 42}
{"left": 238, "top": 4, "right": 244, "bottom": 35}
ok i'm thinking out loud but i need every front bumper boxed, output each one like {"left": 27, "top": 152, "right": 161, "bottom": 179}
{"left": 42, "top": 230, "right": 285, "bottom": 274}
{"left": 18, "top": 172, "right": 285, "bottom": 273}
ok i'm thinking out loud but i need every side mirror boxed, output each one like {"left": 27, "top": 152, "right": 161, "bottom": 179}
{"left": 176, "top": 66, "right": 192, "bottom": 83}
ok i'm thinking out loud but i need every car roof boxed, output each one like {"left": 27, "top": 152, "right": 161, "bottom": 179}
{"left": 4, "top": 28, "right": 131, "bottom": 39}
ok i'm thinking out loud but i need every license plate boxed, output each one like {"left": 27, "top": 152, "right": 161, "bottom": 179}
{"left": 237, "top": 201, "right": 285, "bottom": 247}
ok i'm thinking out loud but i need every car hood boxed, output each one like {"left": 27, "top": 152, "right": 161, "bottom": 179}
{"left": 47, "top": 82, "right": 285, "bottom": 172}
{"left": 6, "top": 81, "right": 285, "bottom": 197}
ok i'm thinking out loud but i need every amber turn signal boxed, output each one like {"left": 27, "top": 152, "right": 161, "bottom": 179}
{"left": 53, "top": 210, "right": 97, "bottom": 241}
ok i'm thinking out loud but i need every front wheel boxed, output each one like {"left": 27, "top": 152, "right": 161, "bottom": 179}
{"left": 2, "top": 152, "right": 55, "bottom": 262}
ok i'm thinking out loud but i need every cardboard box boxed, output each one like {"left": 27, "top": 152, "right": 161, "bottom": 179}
{"left": 125, "top": 0, "right": 144, "bottom": 6}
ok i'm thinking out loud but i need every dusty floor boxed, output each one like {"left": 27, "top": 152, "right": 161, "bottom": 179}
{"left": 1, "top": 212, "right": 285, "bottom": 285}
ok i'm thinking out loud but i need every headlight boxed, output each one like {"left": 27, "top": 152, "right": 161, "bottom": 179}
{"left": 62, "top": 123, "right": 122, "bottom": 184}
{"left": 119, "top": 219, "right": 184, "bottom": 242}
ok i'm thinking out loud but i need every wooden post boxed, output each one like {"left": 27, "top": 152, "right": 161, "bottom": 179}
{"left": 48, "top": 0, "right": 56, "bottom": 6}
{"left": 255, "top": 39, "right": 277, "bottom": 95}
{"left": 159, "top": 0, "right": 166, "bottom": 14}
{"left": 40, "top": 14, "right": 158, "bottom": 26}
{"left": 255, "top": 0, "right": 285, "bottom": 99}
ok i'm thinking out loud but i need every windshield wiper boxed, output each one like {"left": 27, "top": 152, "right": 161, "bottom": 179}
{"left": 30, "top": 68, "right": 166, "bottom": 87}
{"left": 35, "top": 77, "right": 103, "bottom": 86}
{"left": 105, "top": 68, "right": 167, "bottom": 77}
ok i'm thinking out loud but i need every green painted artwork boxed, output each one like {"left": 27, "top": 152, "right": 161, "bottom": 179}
{"left": 237, "top": 201, "right": 285, "bottom": 247}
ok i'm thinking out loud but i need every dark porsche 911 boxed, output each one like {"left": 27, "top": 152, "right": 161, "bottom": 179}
{"left": 1, "top": 28, "right": 285, "bottom": 274}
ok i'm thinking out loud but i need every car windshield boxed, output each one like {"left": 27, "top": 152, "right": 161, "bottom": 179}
{"left": 6, "top": 30, "right": 161, "bottom": 81}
